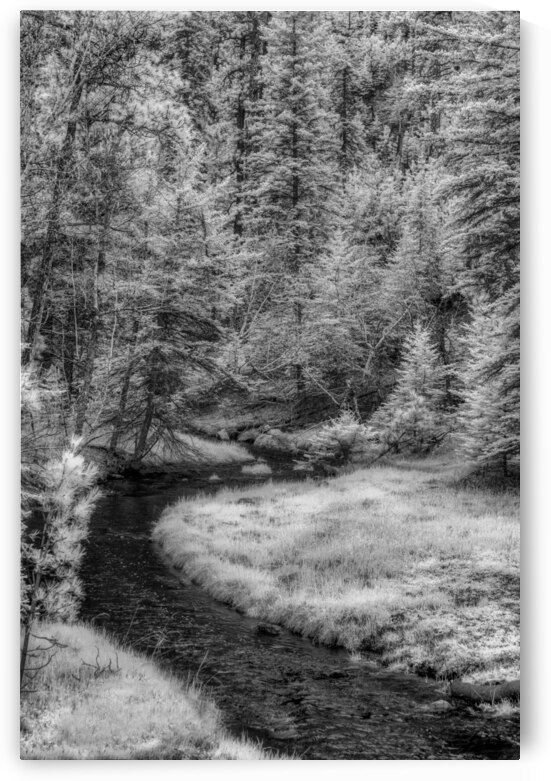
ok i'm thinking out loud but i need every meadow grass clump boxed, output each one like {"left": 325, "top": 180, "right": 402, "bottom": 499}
{"left": 20, "top": 622, "right": 274, "bottom": 760}
{"left": 241, "top": 461, "right": 273, "bottom": 476}
{"left": 153, "top": 456, "right": 519, "bottom": 683}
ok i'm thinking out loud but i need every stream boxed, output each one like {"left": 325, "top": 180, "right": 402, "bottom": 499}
{"left": 79, "top": 457, "right": 520, "bottom": 760}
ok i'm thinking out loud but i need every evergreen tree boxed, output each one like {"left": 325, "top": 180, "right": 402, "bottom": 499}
{"left": 438, "top": 11, "right": 520, "bottom": 297}
{"left": 245, "top": 11, "right": 340, "bottom": 400}
{"left": 456, "top": 286, "right": 520, "bottom": 475}
{"left": 368, "top": 323, "right": 448, "bottom": 453}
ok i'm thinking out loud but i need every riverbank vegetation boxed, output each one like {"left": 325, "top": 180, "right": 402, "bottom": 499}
{"left": 21, "top": 622, "right": 272, "bottom": 760}
{"left": 153, "top": 456, "right": 519, "bottom": 684}
{"left": 92, "top": 430, "right": 255, "bottom": 474}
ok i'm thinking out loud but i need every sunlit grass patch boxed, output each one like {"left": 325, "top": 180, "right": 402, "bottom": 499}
{"left": 20, "top": 622, "right": 274, "bottom": 760}
{"left": 159, "top": 433, "right": 254, "bottom": 466}
{"left": 478, "top": 699, "right": 520, "bottom": 717}
{"left": 241, "top": 461, "right": 273, "bottom": 476}
{"left": 88, "top": 429, "right": 254, "bottom": 468}
{"left": 153, "top": 458, "right": 519, "bottom": 682}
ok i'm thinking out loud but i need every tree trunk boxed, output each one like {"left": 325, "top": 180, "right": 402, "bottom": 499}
{"left": 108, "top": 321, "right": 139, "bottom": 455}
{"left": 73, "top": 204, "right": 109, "bottom": 437}
{"left": 134, "top": 384, "right": 155, "bottom": 461}
{"left": 24, "top": 46, "right": 86, "bottom": 366}
{"left": 233, "top": 31, "right": 247, "bottom": 236}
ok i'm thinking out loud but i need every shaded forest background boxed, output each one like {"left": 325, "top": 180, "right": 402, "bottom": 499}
{"left": 20, "top": 10, "right": 519, "bottom": 474}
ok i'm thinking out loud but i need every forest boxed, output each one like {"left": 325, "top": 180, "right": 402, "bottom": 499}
{"left": 20, "top": 10, "right": 520, "bottom": 761}
{"left": 21, "top": 9, "right": 519, "bottom": 473}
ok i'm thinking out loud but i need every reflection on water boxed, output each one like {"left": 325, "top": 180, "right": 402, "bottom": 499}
{"left": 80, "top": 462, "right": 520, "bottom": 760}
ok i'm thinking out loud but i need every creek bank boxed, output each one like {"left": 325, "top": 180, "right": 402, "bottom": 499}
{"left": 153, "top": 457, "right": 520, "bottom": 688}
{"left": 20, "top": 621, "right": 274, "bottom": 760}
{"left": 83, "top": 433, "right": 255, "bottom": 481}
{"left": 76, "top": 467, "right": 520, "bottom": 759}
{"left": 83, "top": 423, "right": 355, "bottom": 483}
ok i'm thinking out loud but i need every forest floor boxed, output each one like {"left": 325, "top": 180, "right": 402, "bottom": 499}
{"left": 20, "top": 622, "right": 274, "bottom": 760}
{"left": 153, "top": 455, "right": 520, "bottom": 685}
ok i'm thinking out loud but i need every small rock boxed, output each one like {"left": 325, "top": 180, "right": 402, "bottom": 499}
{"left": 426, "top": 699, "right": 453, "bottom": 712}
{"left": 217, "top": 429, "right": 230, "bottom": 441}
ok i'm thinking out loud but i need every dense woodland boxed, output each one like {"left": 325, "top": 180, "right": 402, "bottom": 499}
{"left": 21, "top": 9, "right": 520, "bottom": 474}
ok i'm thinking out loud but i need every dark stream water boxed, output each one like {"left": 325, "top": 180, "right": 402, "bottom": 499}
{"left": 79, "top": 457, "right": 519, "bottom": 760}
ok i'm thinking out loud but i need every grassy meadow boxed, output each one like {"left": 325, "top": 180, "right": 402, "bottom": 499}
{"left": 20, "top": 622, "right": 273, "bottom": 760}
{"left": 153, "top": 456, "right": 520, "bottom": 684}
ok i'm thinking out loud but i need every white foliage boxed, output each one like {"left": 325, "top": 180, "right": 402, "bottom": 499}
{"left": 369, "top": 324, "right": 449, "bottom": 454}
{"left": 456, "top": 287, "right": 519, "bottom": 472}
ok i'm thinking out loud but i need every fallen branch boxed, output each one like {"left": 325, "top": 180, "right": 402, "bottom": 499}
{"left": 450, "top": 679, "right": 520, "bottom": 704}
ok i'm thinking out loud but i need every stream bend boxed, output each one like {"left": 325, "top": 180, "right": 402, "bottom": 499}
{"left": 80, "top": 462, "right": 520, "bottom": 760}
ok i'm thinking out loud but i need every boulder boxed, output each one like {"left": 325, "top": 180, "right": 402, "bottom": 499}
{"left": 237, "top": 428, "right": 261, "bottom": 443}
{"left": 425, "top": 699, "right": 453, "bottom": 712}
{"left": 254, "top": 429, "right": 297, "bottom": 453}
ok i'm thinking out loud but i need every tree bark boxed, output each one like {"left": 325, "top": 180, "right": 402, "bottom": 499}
{"left": 108, "top": 320, "right": 139, "bottom": 455}
{"left": 24, "top": 43, "right": 86, "bottom": 365}
{"left": 134, "top": 382, "right": 155, "bottom": 461}
{"left": 73, "top": 203, "right": 110, "bottom": 437}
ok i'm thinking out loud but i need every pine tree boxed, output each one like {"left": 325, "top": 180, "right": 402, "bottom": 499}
{"left": 244, "top": 11, "right": 340, "bottom": 400}
{"left": 456, "top": 285, "right": 519, "bottom": 475}
{"left": 438, "top": 11, "right": 520, "bottom": 297}
{"left": 368, "top": 323, "right": 448, "bottom": 453}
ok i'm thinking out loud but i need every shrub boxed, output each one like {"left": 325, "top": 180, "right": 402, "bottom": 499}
{"left": 303, "top": 409, "right": 369, "bottom": 468}
{"left": 21, "top": 438, "right": 100, "bottom": 687}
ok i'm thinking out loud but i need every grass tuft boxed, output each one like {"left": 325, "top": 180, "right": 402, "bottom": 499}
{"left": 241, "top": 461, "right": 273, "bottom": 476}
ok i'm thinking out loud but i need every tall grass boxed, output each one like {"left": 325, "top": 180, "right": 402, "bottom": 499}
{"left": 20, "top": 622, "right": 275, "bottom": 760}
{"left": 153, "top": 457, "right": 519, "bottom": 682}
